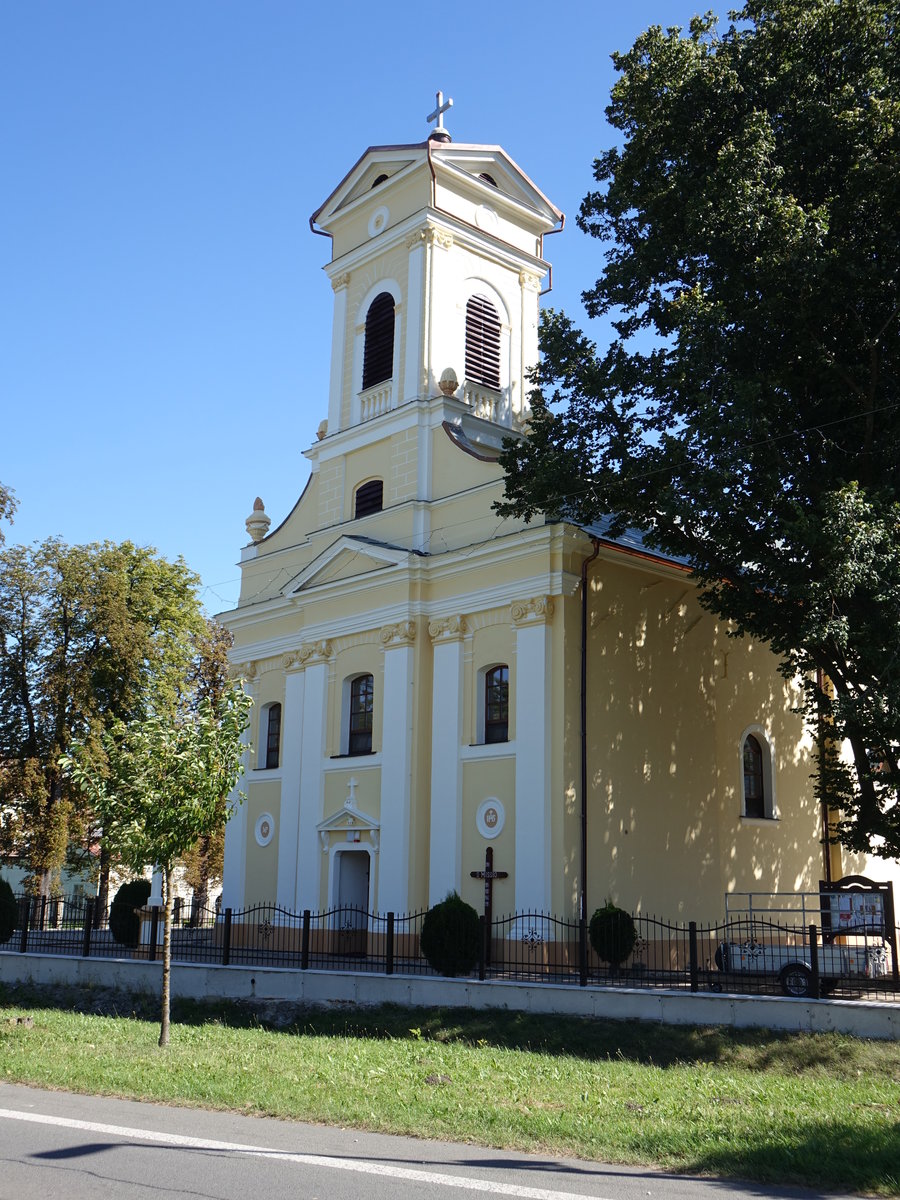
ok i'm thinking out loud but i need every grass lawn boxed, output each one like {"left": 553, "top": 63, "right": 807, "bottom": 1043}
{"left": 1, "top": 986, "right": 899, "bottom": 1196}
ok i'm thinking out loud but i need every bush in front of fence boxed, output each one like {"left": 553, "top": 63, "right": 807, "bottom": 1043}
{"left": 589, "top": 901, "right": 637, "bottom": 973}
{"left": 109, "top": 879, "right": 152, "bottom": 948}
{"left": 0, "top": 878, "right": 16, "bottom": 945}
{"left": 420, "top": 891, "right": 480, "bottom": 977}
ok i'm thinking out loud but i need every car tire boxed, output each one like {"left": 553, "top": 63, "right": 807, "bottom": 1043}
{"left": 779, "top": 963, "right": 813, "bottom": 998}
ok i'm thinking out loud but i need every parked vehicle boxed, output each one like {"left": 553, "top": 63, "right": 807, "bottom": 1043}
{"left": 712, "top": 889, "right": 894, "bottom": 998}
{"left": 714, "top": 935, "right": 889, "bottom": 997}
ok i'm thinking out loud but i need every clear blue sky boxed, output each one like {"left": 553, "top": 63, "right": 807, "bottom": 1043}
{"left": 2, "top": 1, "right": 707, "bottom": 613}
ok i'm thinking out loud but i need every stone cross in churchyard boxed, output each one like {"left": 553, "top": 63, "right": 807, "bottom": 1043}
{"left": 470, "top": 846, "right": 507, "bottom": 964}
{"left": 427, "top": 90, "right": 453, "bottom": 137}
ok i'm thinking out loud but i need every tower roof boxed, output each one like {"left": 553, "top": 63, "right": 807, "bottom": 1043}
{"left": 310, "top": 140, "right": 563, "bottom": 240}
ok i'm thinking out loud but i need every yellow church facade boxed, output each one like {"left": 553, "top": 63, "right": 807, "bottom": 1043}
{"left": 220, "top": 111, "right": 871, "bottom": 926}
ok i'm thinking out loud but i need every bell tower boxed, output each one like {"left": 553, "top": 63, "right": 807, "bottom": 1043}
{"left": 303, "top": 97, "right": 562, "bottom": 550}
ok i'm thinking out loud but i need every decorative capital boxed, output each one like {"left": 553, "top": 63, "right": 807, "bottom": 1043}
{"left": 280, "top": 652, "right": 298, "bottom": 671}
{"left": 331, "top": 272, "right": 352, "bottom": 292}
{"left": 407, "top": 225, "right": 453, "bottom": 251}
{"left": 519, "top": 269, "right": 542, "bottom": 292}
{"left": 428, "top": 614, "right": 468, "bottom": 643}
{"left": 297, "top": 639, "right": 334, "bottom": 665}
{"left": 511, "top": 596, "right": 555, "bottom": 626}
{"left": 380, "top": 620, "right": 416, "bottom": 647}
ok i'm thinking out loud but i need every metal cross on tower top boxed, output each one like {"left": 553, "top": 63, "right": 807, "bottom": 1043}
{"left": 426, "top": 90, "right": 453, "bottom": 139}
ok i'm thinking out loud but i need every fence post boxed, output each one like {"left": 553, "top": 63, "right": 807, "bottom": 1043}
{"left": 301, "top": 909, "right": 310, "bottom": 970}
{"left": 39, "top": 895, "right": 47, "bottom": 932}
{"left": 478, "top": 916, "right": 486, "bottom": 981}
{"left": 81, "top": 899, "right": 93, "bottom": 958}
{"left": 148, "top": 907, "right": 159, "bottom": 963}
{"left": 385, "top": 912, "right": 394, "bottom": 976}
{"left": 808, "top": 923, "right": 820, "bottom": 1000}
{"left": 579, "top": 918, "right": 588, "bottom": 987}
{"left": 19, "top": 897, "right": 31, "bottom": 954}
{"left": 689, "top": 921, "right": 699, "bottom": 993}
{"left": 222, "top": 907, "right": 232, "bottom": 966}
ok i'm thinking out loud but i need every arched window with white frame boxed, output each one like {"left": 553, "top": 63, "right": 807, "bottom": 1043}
{"left": 341, "top": 673, "right": 374, "bottom": 756}
{"left": 362, "top": 292, "right": 395, "bottom": 390}
{"left": 475, "top": 663, "right": 509, "bottom": 745}
{"left": 740, "top": 727, "right": 776, "bottom": 819}
{"left": 259, "top": 702, "right": 282, "bottom": 770}
{"left": 465, "top": 294, "right": 501, "bottom": 390}
{"left": 460, "top": 281, "right": 511, "bottom": 424}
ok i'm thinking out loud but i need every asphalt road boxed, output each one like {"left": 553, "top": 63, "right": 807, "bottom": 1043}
{"left": 0, "top": 1082, "right": 857, "bottom": 1200}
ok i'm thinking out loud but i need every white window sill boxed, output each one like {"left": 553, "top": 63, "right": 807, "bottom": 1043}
{"left": 740, "top": 815, "right": 779, "bottom": 825}
{"left": 323, "top": 753, "right": 382, "bottom": 771}
{"left": 461, "top": 741, "right": 517, "bottom": 761}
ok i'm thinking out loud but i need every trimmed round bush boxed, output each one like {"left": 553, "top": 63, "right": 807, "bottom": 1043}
{"left": 109, "top": 878, "right": 152, "bottom": 948}
{"left": 589, "top": 901, "right": 637, "bottom": 970}
{"left": 0, "top": 877, "right": 16, "bottom": 945}
{"left": 420, "top": 891, "right": 480, "bottom": 977}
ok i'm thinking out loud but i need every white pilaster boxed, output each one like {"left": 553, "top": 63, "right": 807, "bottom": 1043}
{"left": 427, "top": 618, "right": 466, "bottom": 905}
{"left": 512, "top": 598, "right": 554, "bottom": 912}
{"left": 221, "top": 674, "right": 257, "bottom": 910}
{"left": 327, "top": 275, "right": 350, "bottom": 433}
{"left": 404, "top": 236, "right": 425, "bottom": 403}
{"left": 276, "top": 666, "right": 306, "bottom": 910}
{"left": 378, "top": 623, "right": 416, "bottom": 912}
{"left": 296, "top": 650, "right": 331, "bottom": 911}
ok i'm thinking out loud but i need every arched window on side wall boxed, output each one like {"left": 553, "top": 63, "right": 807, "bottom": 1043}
{"left": 262, "top": 702, "right": 282, "bottom": 770}
{"left": 484, "top": 665, "right": 509, "bottom": 744}
{"left": 362, "top": 292, "right": 395, "bottom": 390}
{"left": 465, "top": 294, "right": 501, "bottom": 390}
{"left": 741, "top": 730, "right": 775, "bottom": 819}
{"left": 348, "top": 674, "right": 374, "bottom": 755}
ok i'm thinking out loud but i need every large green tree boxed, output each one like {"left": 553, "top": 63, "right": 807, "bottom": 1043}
{"left": 62, "top": 683, "right": 252, "bottom": 1046}
{"left": 179, "top": 616, "right": 235, "bottom": 924}
{"left": 0, "top": 483, "right": 15, "bottom": 544}
{"left": 0, "top": 539, "right": 203, "bottom": 896}
{"left": 498, "top": 1, "right": 900, "bottom": 857}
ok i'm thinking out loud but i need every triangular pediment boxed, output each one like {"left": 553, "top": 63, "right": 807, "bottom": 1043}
{"left": 338, "top": 157, "right": 418, "bottom": 211}
{"left": 317, "top": 796, "right": 381, "bottom": 853}
{"left": 432, "top": 144, "right": 563, "bottom": 228}
{"left": 312, "top": 144, "right": 429, "bottom": 229}
{"left": 283, "top": 536, "right": 412, "bottom": 596}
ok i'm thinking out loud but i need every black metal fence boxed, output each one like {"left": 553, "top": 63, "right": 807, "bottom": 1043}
{"left": 4, "top": 893, "right": 899, "bottom": 1002}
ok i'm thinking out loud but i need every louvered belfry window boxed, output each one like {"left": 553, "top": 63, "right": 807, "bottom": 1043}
{"left": 362, "top": 292, "right": 395, "bottom": 390}
{"left": 465, "top": 294, "right": 501, "bottom": 390}
{"left": 355, "top": 479, "right": 383, "bottom": 519}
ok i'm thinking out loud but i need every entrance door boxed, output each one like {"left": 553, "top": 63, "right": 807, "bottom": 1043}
{"left": 335, "top": 850, "right": 370, "bottom": 956}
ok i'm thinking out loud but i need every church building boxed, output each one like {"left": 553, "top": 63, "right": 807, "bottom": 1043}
{"left": 220, "top": 98, "right": 877, "bottom": 925}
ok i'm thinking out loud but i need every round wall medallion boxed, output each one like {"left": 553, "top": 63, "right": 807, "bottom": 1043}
{"left": 255, "top": 813, "right": 275, "bottom": 847}
{"left": 368, "top": 205, "right": 390, "bottom": 238}
{"left": 476, "top": 797, "right": 505, "bottom": 839}
{"left": 475, "top": 204, "right": 499, "bottom": 232}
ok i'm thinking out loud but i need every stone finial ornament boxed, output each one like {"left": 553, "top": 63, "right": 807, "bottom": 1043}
{"left": 439, "top": 367, "right": 459, "bottom": 396}
{"left": 245, "top": 496, "right": 271, "bottom": 543}
{"left": 316, "top": 419, "right": 328, "bottom": 441}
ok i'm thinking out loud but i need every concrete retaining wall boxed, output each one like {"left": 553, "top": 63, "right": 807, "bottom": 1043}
{"left": 1, "top": 951, "right": 897, "bottom": 1040}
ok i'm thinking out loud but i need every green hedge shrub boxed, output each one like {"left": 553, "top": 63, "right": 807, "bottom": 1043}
{"left": 420, "top": 891, "right": 480, "bottom": 977}
{"left": 589, "top": 901, "right": 637, "bottom": 970}
{"left": 109, "top": 878, "right": 152, "bottom": 948}
{"left": 0, "top": 877, "right": 16, "bottom": 945}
